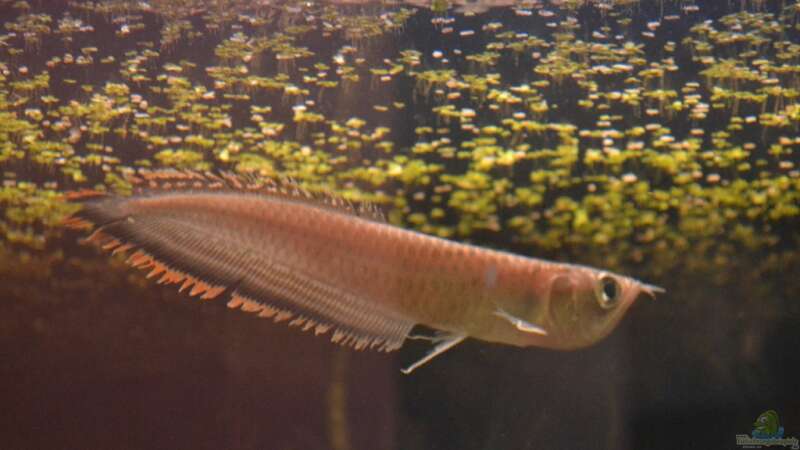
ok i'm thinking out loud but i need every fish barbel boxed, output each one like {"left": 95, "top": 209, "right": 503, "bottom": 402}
{"left": 63, "top": 170, "right": 664, "bottom": 373}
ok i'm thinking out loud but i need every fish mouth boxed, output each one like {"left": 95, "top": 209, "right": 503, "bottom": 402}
{"left": 639, "top": 282, "right": 666, "bottom": 300}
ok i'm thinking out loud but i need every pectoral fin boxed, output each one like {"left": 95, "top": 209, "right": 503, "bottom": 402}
{"left": 401, "top": 334, "right": 467, "bottom": 375}
{"left": 494, "top": 308, "right": 548, "bottom": 336}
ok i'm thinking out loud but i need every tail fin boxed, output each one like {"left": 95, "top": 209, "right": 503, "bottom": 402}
{"left": 60, "top": 189, "right": 129, "bottom": 231}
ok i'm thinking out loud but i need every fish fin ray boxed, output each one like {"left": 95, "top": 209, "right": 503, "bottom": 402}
{"left": 228, "top": 289, "right": 410, "bottom": 352}
{"left": 127, "top": 169, "right": 387, "bottom": 223}
{"left": 401, "top": 334, "right": 467, "bottom": 374}
{"left": 236, "top": 260, "right": 414, "bottom": 352}
{"left": 494, "top": 308, "right": 548, "bottom": 336}
{"left": 69, "top": 205, "right": 413, "bottom": 353}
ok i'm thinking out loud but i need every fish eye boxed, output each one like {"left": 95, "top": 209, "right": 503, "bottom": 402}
{"left": 596, "top": 275, "right": 621, "bottom": 309}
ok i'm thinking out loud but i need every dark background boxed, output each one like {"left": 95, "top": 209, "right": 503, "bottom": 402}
{"left": 2, "top": 241, "right": 798, "bottom": 449}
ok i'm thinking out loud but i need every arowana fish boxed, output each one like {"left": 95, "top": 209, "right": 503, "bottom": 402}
{"left": 63, "top": 170, "right": 664, "bottom": 373}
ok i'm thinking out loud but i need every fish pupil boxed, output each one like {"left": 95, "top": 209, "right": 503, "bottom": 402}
{"left": 599, "top": 276, "right": 620, "bottom": 309}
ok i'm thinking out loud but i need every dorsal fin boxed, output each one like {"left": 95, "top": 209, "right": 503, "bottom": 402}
{"left": 127, "top": 169, "right": 386, "bottom": 223}
{"left": 60, "top": 189, "right": 109, "bottom": 230}
{"left": 63, "top": 189, "right": 108, "bottom": 201}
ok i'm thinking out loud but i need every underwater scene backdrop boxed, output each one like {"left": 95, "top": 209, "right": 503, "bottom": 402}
{"left": 0, "top": 0, "right": 798, "bottom": 449}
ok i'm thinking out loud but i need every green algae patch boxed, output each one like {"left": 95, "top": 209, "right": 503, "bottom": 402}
{"left": 0, "top": 0, "right": 796, "bottom": 279}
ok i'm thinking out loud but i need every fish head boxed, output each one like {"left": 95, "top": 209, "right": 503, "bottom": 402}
{"left": 543, "top": 267, "right": 663, "bottom": 349}
{"left": 754, "top": 410, "right": 779, "bottom": 434}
